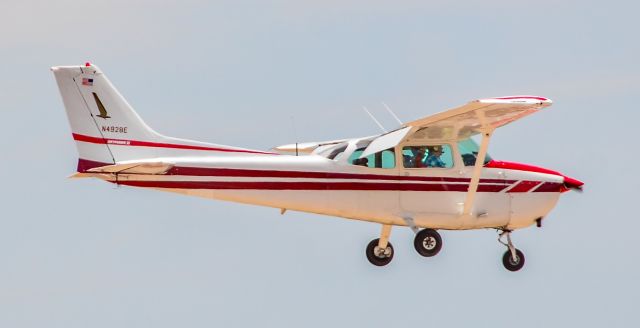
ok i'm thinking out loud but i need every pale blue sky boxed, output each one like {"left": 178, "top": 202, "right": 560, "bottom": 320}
{"left": 0, "top": 1, "right": 638, "bottom": 327}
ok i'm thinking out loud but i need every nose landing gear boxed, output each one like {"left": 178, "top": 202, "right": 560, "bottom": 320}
{"left": 498, "top": 230, "right": 525, "bottom": 272}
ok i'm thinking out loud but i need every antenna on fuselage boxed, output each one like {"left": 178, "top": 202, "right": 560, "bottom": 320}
{"left": 362, "top": 106, "right": 388, "bottom": 133}
{"left": 290, "top": 116, "right": 299, "bottom": 156}
{"left": 382, "top": 102, "right": 403, "bottom": 125}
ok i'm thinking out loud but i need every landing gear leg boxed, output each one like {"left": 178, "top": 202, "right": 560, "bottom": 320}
{"left": 498, "top": 230, "right": 525, "bottom": 272}
{"left": 365, "top": 224, "right": 394, "bottom": 266}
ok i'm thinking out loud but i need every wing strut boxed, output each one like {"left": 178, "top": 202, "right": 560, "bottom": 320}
{"left": 462, "top": 129, "right": 494, "bottom": 216}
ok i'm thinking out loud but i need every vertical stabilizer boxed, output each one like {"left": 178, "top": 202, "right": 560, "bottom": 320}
{"left": 52, "top": 63, "right": 274, "bottom": 172}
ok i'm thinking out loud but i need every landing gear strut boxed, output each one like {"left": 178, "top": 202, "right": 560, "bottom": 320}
{"left": 498, "top": 230, "right": 525, "bottom": 272}
{"left": 365, "top": 224, "right": 394, "bottom": 266}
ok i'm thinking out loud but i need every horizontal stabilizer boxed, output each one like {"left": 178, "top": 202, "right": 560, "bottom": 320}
{"left": 86, "top": 162, "right": 174, "bottom": 174}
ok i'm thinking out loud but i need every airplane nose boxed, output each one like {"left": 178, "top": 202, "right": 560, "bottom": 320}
{"left": 485, "top": 160, "right": 583, "bottom": 192}
{"left": 562, "top": 175, "right": 584, "bottom": 192}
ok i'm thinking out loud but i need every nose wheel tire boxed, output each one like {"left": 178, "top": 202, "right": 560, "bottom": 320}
{"left": 502, "top": 249, "right": 525, "bottom": 272}
{"left": 414, "top": 229, "right": 442, "bottom": 257}
{"left": 365, "top": 238, "right": 394, "bottom": 266}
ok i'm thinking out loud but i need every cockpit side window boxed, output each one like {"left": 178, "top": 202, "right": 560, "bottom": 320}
{"left": 402, "top": 144, "right": 454, "bottom": 168}
{"left": 457, "top": 138, "right": 492, "bottom": 166}
{"left": 348, "top": 148, "right": 395, "bottom": 169}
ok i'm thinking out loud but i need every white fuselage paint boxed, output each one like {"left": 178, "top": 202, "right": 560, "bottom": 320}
{"left": 84, "top": 153, "right": 563, "bottom": 231}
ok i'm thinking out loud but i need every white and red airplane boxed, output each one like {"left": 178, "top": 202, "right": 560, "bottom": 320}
{"left": 52, "top": 63, "right": 583, "bottom": 271}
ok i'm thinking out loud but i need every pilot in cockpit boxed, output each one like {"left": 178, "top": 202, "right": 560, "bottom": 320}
{"left": 403, "top": 146, "right": 426, "bottom": 168}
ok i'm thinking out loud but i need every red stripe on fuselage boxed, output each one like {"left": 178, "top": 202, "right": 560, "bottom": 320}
{"left": 166, "top": 166, "right": 513, "bottom": 184}
{"left": 114, "top": 180, "right": 510, "bottom": 192}
{"left": 532, "top": 182, "right": 563, "bottom": 192}
{"left": 485, "top": 160, "right": 561, "bottom": 176}
{"left": 75, "top": 159, "right": 513, "bottom": 184}
{"left": 72, "top": 133, "right": 277, "bottom": 155}
{"left": 76, "top": 159, "right": 558, "bottom": 192}
{"left": 507, "top": 180, "right": 541, "bottom": 193}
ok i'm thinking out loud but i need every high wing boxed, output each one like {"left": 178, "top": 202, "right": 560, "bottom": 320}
{"left": 403, "top": 95, "right": 552, "bottom": 141}
{"left": 360, "top": 96, "right": 552, "bottom": 157}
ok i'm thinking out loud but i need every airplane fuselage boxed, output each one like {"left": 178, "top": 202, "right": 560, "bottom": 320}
{"left": 79, "top": 154, "right": 564, "bottom": 230}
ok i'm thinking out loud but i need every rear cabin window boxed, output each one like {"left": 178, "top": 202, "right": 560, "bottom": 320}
{"left": 349, "top": 148, "right": 395, "bottom": 169}
{"left": 402, "top": 144, "right": 454, "bottom": 168}
{"left": 326, "top": 145, "right": 348, "bottom": 160}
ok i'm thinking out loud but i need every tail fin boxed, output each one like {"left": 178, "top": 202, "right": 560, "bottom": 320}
{"left": 52, "top": 63, "right": 273, "bottom": 172}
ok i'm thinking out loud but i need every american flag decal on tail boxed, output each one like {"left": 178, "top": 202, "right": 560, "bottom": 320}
{"left": 82, "top": 78, "right": 93, "bottom": 86}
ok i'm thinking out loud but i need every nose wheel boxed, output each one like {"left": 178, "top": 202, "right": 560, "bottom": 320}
{"left": 502, "top": 248, "right": 525, "bottom": 271}
{"left": 498, "top": 230, "right": 525, "bottom": 272}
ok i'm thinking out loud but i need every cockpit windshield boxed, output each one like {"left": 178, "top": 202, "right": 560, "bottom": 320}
{"left": 457, "top": 138, "right": 493, "bottom": 166}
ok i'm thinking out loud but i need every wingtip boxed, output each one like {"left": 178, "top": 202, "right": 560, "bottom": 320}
{"left": 480, "top": 95, "right": 553, "bottom": 105}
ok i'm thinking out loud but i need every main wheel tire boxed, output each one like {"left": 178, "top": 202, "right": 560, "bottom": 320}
{"left": 365, "top": 238, "right": 394, "bottom": 266}
{"left": 413, "top": 229, "right": 443, "bottom": 257}
{"left": 502, "top": 249, "right": 525, "bottom": 272}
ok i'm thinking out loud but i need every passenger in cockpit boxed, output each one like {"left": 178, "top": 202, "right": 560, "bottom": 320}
{"left": 425, "top": 146, "right": 446, "bottom": 168}
{"left": 353, "top": 158, "right": 369, "bottom": 167}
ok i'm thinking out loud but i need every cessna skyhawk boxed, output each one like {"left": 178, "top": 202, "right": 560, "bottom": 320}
{"left": 52, "top": 63, "right": 583, "bottom": 271}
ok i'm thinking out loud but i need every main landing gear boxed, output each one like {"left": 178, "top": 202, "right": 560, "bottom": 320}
{"left": 365, "top": 238, "right": 394, "bottom": 266}
{"left": 498, "top": 230, "right": 525, "bottom": 272}
{"left": 365, "top": 224, "right": 443, "bottom": 266}
{"left": 365, "top": 224, "right": 394, "bottom": 266}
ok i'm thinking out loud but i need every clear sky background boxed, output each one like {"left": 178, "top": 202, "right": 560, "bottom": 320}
{"left": 0, "top": 1, "right": 638, "bottom": 327}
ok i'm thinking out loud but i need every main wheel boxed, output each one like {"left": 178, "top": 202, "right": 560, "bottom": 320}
{"left": 414, "top": 229, "right": 442, "bottom": 257}
{"left": 365, "top": 238, "right": 394, "bottom": 266}
{"left": 502, "top": 249, "right": 525, "bottom": 272}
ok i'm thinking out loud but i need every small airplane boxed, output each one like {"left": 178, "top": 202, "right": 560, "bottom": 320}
{"left": 52, "top": 63, "right": 583, "bottom": 271}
